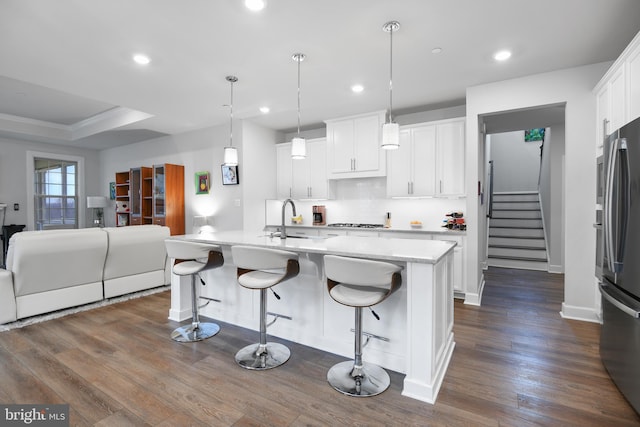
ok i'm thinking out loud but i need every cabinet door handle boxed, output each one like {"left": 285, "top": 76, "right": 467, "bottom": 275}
{"left": 408, "top": 182, "right": 411, "bottom": 194}
{"left": 440, "top": 180, "right": 443, "bottom": 193}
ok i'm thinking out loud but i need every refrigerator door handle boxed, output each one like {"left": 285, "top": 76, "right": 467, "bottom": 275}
{"left": 604, "top": 138, "right": 617, "bottom": 272}
{"left": 604, "top": 138, "right": 629, "bottom": 274}
{"left": 600, "top": 283, "right": 640, "bottom": 319}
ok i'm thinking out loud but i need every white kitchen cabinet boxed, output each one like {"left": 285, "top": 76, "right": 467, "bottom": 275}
{"left": 291, "top": 138, "right": 332, "bottom": 199}
{"left": 594, "top": 29, "right": 640, "bottom": 151}
{"left": 628, "top": 44, "right": 640, "bottom": 124}
{"left": 277, "top": 138, "right": 332, "bottom": 200}
{"left": 387, "top": 118, "right": 465, "bottom": 197}
{"left": 437, "top": 120, "right": 466, "bottom": 196}
{"left": 383, "top": 230, "right": 466, "bottom": 295}
{"left": 276, "top": 143, "right": 293, "bottom": 199}
{"left": 435, "top": 234, "right": 465, "bottom": 295}
{"left": 325, "top": 111, "right": 387, "bottom": 179}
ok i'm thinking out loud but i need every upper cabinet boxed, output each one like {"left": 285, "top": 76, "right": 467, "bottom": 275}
{"left": 325, "top": 111, "right": 387, "bottom": 179}
{"left": 387, "top": 118, "right": 465, "bottom": 197}
{"left": 276, "top": 138, "right": 333, "bottom": 200}
{"left": 276, "top": 143, "right": 293, "bottom": 199}
{"left": 594, "top": 30, "right": 640, "bottom": 153}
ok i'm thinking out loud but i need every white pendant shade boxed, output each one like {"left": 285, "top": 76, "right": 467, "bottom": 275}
{"left": 291, "top": 137, "right": 306, "bottom": 159}
{"left": 223, "top": 146, "right": 238, "bottom": 166}
{"left": 381, "top": 122, "right": 400, "bottom": 150}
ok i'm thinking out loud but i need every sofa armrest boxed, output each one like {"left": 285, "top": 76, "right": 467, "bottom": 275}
{"left": 0, "top": 269, "right": 17, "bottom": 324}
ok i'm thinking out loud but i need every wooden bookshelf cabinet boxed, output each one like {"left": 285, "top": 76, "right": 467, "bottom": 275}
{"left": 114, "top": 164, "right": 184, "bottom": 235}
{"left": 152, "top": 164, "right": 185, "bottom": 235}
{"left": 114, "top": 171, "right": 130, "bottom": 227}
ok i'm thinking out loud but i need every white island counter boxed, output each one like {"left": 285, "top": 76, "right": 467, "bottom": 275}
{"left": 167, "top": 231, "right": 456, "bottom": 404}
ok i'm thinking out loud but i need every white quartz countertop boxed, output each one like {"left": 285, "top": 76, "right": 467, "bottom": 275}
{"left": 264, "top": 223, "right": 466, "bottom": 236}
{"left": 170, "top": 230, "right": 456, "bottom": 264}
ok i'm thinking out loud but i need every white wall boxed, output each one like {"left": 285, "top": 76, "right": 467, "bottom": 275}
{"left": 0, "top": 136, "right": 101, "bottom": 229}
{"left": 538, "top": 125, "right": 565, "bottom": 272}
{"left": 490, "top": 130, "right": 542, "bottom": 192}
{"left": 241, "top": 121, "right": 282, "bottom": 232}
{"left": 100, "top": 122, "right": 237, "bottom": 231}
{"left": 466, "top": 62, "right": 610, "bottom": 321}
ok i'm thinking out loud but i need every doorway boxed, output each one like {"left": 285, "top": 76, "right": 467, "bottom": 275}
{"left": 480, "top": 103, "right": 566, "bottom": 274}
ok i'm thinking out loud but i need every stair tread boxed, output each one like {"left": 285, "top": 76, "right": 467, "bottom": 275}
{"left": 489, "top": 244, "right": 546, "bottom": 251}
{"left": 489, "top": 225, "right": 543, "bottom": 229}
{"left": 488, "top": 235, "right": 545, "bottom": 239}
{"left": 488, "top": 254, "right": 547, "bottom": 262}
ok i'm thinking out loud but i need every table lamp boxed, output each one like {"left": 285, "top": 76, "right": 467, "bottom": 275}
{"left": 87, "top": 196, "right": 108, "bottom": 227}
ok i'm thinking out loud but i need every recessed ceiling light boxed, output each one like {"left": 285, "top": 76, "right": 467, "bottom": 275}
{"left": 244, "top": 0, "right": 266, "bottom": 11}
{"left": 493, "top": 50, "right": 512, "bottom": 61}
{"left": 133, "top": 54, "right": 151, "bottom": 65}
{"left": 351, "top": 84, "right": 364, "bottom": 93}
{"left": 259, "top": 106, "right": 270, "bottom": 113}
{"left": 431, "top": 47, "right": 442, "bottom": 54}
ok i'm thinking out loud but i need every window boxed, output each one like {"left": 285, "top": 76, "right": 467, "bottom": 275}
{"left": 33, "top": 157, "right": 78, "bottom": 230}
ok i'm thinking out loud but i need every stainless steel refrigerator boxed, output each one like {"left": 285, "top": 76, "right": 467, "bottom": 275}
{"left": 601, "top": 115, "right": 640, "bottom": 413}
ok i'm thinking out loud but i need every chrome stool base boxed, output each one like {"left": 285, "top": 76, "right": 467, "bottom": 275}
{"left": 171, "top": 322, "right": 220, "bottom": 343}
{"left": 235, "top": 342, "right": 290, "bottom": 370}
{"left": 327, "top": 360, "right": 390, "bottom": 397}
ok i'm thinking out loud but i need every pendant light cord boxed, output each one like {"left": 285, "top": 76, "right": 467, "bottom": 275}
{"left": 297, "top": 56, "right": 301, "bottom": 136}
{"left": 388, "top": 24, "right": 394, "bottom": 123}
{"left": 229, "top": 79, "right": 234, "bottom": 147}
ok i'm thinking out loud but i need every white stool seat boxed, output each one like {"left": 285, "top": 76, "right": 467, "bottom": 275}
{"left": 329, "top": 285, "right": 389, "bottom": 307}
{"left": 231, "top": 245, "right": 299, "bottom": 370}
{"left": 238, "top": 270, "right": 288, "bottom": 289}
{"left": 165, "top": 239, "right": 224, "bottom": 343}
{"left": 172, "top": 260, "right": 213, "bottom": 276}
{"left": 323, "top": 255, "right": 402, "bottom": 397}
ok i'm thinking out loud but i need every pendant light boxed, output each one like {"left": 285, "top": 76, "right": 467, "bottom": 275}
{"left": 223, "top": 75, "right": 239, "bottom": 166}
{"left": 381, "top": 21, "right": 400, "bottom": 150}
{"left": 291, "top": 53, "right": 306, "bottom": 159}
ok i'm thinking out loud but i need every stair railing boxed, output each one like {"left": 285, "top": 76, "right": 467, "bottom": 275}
{"left": 487, "top": 160, "right": 494, "bottom": 219}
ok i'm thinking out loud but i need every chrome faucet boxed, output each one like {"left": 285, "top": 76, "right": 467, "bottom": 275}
{"left": 280, "top": 198, "right": 297, "bottom": 239}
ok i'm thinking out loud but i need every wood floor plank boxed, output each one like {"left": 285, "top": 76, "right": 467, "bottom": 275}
{"left": 0, "top": 266, "right": 638, "bottom": 426}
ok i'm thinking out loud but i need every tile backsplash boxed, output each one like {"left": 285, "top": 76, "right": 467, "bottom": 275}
{"left": 266, "top": 177, "right": 467, "bottom": 231}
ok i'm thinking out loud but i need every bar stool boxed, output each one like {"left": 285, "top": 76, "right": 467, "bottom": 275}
{"left": 231, "top": 245, "right": 299, "bottom": 370}
{"left": 165, "top": 240, "right": 224, "bottom": 342}
{"left": 323, "top": 254, "right": 402, "bottom": 397}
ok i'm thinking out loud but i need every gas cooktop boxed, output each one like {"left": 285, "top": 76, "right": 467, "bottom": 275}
{"left": 327, "top": 223, "right": 384, "bottom": 229}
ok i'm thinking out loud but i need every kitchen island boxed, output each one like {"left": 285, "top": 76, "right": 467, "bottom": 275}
{"left": 167, "top": 231, "right": 456, "bottom": 404}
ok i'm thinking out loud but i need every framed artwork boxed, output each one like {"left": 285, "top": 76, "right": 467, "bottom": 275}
{"left": 221, "top": 165, "right": 239, "bottom": 185}
{"left": 109, "top": 182, "right": 116, "bottom": 200}
{"left": 524, "top": 128, "right": 545, "bottom": 142}
{"left": 195, "top": 171, "right": 210, "bottom": 194}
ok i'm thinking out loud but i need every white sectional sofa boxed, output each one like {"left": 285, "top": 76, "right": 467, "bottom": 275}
{"left": 0, "top": 225, "right": 171, "bottom": 325}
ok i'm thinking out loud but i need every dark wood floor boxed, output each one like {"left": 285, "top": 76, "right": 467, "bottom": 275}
{"left": 1, "top": 267, "right": 639, "bottom": 426}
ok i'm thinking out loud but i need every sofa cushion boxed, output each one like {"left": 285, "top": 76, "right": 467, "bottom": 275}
{"left": 103, "top": 225, "right": 170, "bottom": 281}
{"left": 7, "top": 228, "right": 108, "bottom": 297}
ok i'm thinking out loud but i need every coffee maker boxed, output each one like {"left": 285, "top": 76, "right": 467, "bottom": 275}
{"left": 312, "top": 205, "right": 326, "bottom": 225}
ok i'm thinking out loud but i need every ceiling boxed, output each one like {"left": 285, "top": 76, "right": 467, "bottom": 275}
{"left": 1, "top": 0, "right": 639, "bottom": 150}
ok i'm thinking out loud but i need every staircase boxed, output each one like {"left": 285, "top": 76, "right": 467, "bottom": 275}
{"left": 488, "top": 192, "right": 548, "bottom": 271}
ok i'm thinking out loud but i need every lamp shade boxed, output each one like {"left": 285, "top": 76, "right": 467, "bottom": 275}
{"left": 291, "top": 137, "right": 306, "bottom": 159}
{"left": 223, "top": 146, "right": 238, "bottom": 166}
{"left": 381, "top": 122, "right": 400, "bottom": 149}
{"left": 87, "top": 196, "right": 108, "bottom": 208}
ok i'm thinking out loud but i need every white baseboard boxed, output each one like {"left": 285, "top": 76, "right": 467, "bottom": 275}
{"left": 548, "top": 264, "right": 564, "bottom": 274}
{"left": 560, "top": 302, "right": 601, "bottom": 324}
{"left": 463, "top": 276, "right": 485, "bottom": 306}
